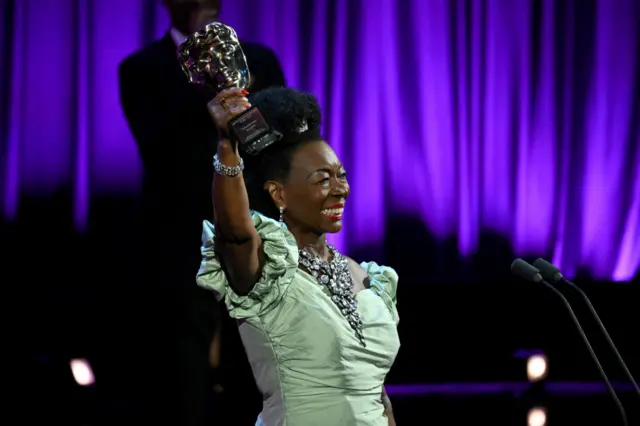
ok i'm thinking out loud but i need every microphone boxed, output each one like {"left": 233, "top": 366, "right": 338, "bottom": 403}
{"left": 534, "top": 258, "right": 640, "bottom": 401}
{"left": 511, "top": 258, "right": 546, "bottom": 283}
{"left": 511, "top": 259, "right": 628, "bottom": 426}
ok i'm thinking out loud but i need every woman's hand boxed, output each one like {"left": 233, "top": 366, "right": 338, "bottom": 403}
{"left": 208, "top": 87, "right": 251, "bottom": 134}
{"left": 386, "top": 413, "right": 396, "bottom": 426}
{"left": 382, "top": 387, "right": 396, "bottom": 425}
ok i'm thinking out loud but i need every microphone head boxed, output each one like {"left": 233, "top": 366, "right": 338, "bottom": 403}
{"left": 533, "top": 258, "right": 563, "bottom": 282}
{"left": 511, "top": 259, "right": 545, "bottom": 284}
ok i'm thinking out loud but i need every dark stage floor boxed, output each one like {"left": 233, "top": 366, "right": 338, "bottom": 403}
{"left": 390, "top": 392, "right": 638, "bottom": 425}
{"left": 30, "top": 380, "right": 639, "bottom": 425}
{"left": 36, "top": 393, "right": 640, "bottom": 426}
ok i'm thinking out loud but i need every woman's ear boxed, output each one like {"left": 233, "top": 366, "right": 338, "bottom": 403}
{"left": 264, "top": 181, "right": 286, "bottom": 209}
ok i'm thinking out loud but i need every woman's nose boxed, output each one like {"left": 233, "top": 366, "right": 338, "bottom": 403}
{"left": 332, "top": 180, "right": 348, "bottom": 196}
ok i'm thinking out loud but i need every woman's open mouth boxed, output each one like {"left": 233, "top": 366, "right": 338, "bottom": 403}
{"left": 321, "top": 205, "right": 345, "bottom": 220}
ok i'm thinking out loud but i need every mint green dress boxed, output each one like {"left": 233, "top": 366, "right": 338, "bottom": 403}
{"left": 196, "top": 212, "right": 401, "bottom": 426}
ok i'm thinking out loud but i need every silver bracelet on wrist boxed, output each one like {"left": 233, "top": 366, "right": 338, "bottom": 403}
{"left": 213, "top": 154, "right": 244, "bottom": 177}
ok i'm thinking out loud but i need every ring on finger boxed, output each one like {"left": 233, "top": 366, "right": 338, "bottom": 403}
{"left": 218, "top": 98, "right": 229, "bottom": 110}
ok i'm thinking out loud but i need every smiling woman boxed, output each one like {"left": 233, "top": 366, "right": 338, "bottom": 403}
{"left": 196, "top": 86, "right": 400, "bottom": 425}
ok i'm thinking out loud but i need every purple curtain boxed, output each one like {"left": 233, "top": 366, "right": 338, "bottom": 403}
{"left": 1, "top": 0, "right": 638, "bottom": 281}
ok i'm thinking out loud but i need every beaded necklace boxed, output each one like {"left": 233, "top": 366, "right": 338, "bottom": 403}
{"left": 298, "top": 244, "right": 365, "bottom": 347}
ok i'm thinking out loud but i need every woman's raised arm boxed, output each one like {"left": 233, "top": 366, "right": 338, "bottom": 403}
{"left": 208, "top": 88, "right": 263, "bottom": 296}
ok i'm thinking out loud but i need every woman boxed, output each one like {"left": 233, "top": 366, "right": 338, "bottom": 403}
{"left": 196, "top": 86, "right": 400, "bottom": 425}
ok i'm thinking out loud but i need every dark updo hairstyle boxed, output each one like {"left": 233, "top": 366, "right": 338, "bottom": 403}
{"left": 242, "top": 87, "right": 323, "bottom": 220}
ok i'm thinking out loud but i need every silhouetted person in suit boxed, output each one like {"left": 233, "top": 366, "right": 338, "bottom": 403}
{"left": 118, "top": 1, "right": 285, "bottom": 424}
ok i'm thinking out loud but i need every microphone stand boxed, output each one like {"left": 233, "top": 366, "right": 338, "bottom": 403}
{"left": 533, "top": 259, "right": 640, "bottom": 401}
{"left": 560, "top": 278, "right": 640, "bottom": 398}
{"left": 539, "top": 280, "right": 628, "bottom": 426}
{"left": 511, "top": 259, "right": 628, "bottom": 426}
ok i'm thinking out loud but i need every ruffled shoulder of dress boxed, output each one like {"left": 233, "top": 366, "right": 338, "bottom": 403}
{"left": 360, "top": 261, "right": 398, "bottom": 300}
{"left": 360, "top": 261, "right": 399, "bottom": 324}
{"left": 196, "top": 211, "right": 299, "bottom": 319}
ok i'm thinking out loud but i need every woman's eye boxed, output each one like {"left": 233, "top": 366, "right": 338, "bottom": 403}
{"left": 338, "top": 172, "right": 347, "bottom": 179}
{"left": 319, "top": 178, "right": 330, "bottom": 185}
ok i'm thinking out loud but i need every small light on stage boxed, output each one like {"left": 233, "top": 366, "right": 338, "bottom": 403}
{"left": 527, "top": 407, "right": 547, "bottom": 426}
{"left": 526, "top": 354, "right": 548, "bottom": 382}
{"left": 70, "top": 358, "right": 95, "bottom": 386}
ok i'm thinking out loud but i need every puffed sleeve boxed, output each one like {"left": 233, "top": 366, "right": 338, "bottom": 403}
{"left": 196, "top": 212, "right": 299, "bottom": 318}
{"left": 360, "top": 261, "right": 399, "bottom": 325}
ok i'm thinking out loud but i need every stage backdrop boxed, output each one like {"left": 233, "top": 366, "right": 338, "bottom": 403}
{"left": 1, "top": 0, "right": 638, "bottom": 281}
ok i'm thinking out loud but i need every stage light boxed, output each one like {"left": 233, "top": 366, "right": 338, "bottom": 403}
{"left": 526, "top": 354, "right": 548, "bottom": 382}
{"left": 70, "top": 358, "right": 95, "bottom": 386}
{"left": 527, "top": 407, "right": 547, "bottom": 426}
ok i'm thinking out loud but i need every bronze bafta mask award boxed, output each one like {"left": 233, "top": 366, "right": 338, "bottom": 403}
{"left": 177, "top": 22, "right": 281, "bottom": 154}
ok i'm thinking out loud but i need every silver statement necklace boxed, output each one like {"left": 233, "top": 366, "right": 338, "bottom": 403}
{"left": 298, "top": 244, "right": 365, "bottom": 347}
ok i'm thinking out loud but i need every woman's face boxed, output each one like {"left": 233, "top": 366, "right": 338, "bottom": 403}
{"left": 275, "top": 140, "right": 349, "bottom": 234}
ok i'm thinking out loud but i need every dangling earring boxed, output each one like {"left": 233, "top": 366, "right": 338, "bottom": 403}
{"left": 279, "top": 206, "right": 285, "bottom": 223}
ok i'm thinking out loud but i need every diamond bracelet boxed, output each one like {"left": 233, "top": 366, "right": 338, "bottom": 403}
{"left": 213, "top": 154, "right": 244, "bottom": 177}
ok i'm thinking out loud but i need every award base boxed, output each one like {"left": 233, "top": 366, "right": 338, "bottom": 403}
{"left": 228, "top": 106, "right": 282, "bottom": 155}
